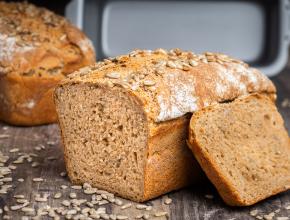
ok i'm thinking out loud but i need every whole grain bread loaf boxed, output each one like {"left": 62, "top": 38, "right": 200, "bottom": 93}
{"left": 188, "top": 94, "right": 290, "bottom": 206}
{"left": 54, "top": 48, "right": 275, "bottom": 202}
{"left": 0, "top": 2, "right": 95, "bottom": 126}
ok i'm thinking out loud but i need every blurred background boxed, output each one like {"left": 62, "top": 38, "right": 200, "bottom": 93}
{"left": 6, "top": 0, "right": 290, "bottom": 77}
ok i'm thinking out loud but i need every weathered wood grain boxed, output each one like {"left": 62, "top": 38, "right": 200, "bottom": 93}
{"left": 0, "top": 69, "right": 289, "bottom": 220}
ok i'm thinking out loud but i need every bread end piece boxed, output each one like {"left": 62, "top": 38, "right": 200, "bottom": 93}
{"left": 188, "top": 94, "right": 290, "bottom": 206}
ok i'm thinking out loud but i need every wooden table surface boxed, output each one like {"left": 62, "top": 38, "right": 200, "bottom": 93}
{"left": 0, "top": 69, "right": 290, "bottom": 220}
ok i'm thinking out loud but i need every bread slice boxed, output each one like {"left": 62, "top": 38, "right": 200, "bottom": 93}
{"left": 188, "top": 94, "right": 290, "bottom": 206}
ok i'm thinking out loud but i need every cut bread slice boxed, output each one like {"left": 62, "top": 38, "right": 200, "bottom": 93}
{"left": 188, "top": 94, "right": 290, "bottom": 206}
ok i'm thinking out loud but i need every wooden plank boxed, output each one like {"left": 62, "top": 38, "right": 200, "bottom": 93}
{"left": 0, "top": 70, "right": 289, "bottom": 219}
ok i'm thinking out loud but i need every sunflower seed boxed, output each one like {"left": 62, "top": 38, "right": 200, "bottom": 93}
{"left": 106, "top": 72, "right": 120, "bottom": 79}
{"left": 116, "top": 215, "right": 128, "bottom": 220}
{"left": 9, "top": 148, "right": 19, "bottom": 153}
{"left": 205, "top": 194, "right": 214, "bottom": 199}
{"left": 121, "top": 203, "right": 132, "bottom": 209}
{"left": 69, "top": 193, "right": 77, "bottom": 199}
{"left": 14, "top": 195, "right": 25, "bottom": 199}
{"left": 60, "top": 172, "right": 66, "bottom": 177}
{"left": 62, "top": 200, "right": 71, "bottom": 207}
{"left": 189, "top": 59, "right": 198, "bottom": 67}
{"left": 33, "top": 178, "right": 43, "bottom": 182}
{"left": 164, "top": 197, "right": 172, "bottom": 205}
{"left": 136, "top": 204, "right": 148, "bottom": 210}
{"left": 154, "top": 212, "right": 168, "bottom": 217}
{"left": 114, "top": 199, "right": 123, "bottom": 206}
{"left": 54, "top": 192, "right": 62, "bottom": 199}
{"left": 167, "top": 61, "right": 177, "bottom": 68}
{"left": 71, "top": 185, "right": 82, "bottom": 190}
{"left": 250, "top": 210, "right": 259, "bottom": 216}
{"left": 143, "top": 80, "right": 156, "bottom": 86}
{"left": 18, "top": 178, "right": 24, "bottom": 182}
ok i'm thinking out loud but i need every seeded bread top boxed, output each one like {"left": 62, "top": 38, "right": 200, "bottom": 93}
{"left": 0, "top": 2, "right": 95, "bottom": 77}
{"left": 60, "top": 48, "right": 276, "bottom": 123}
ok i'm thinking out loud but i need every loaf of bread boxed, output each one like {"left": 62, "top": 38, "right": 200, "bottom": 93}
{"left": 54, "top": 48, "right": 275, "bottom": 202}
{"left": 0, "top": 2, "right": 95, "bottom": 126}
{"left": 188, "top": 94, "right": 290, "bottom": 206}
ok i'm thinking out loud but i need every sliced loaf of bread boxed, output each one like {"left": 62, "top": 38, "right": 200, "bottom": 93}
{"left": 54, "top": 49, "right": 276, "bottom": 202}
{"left": 188, "top": 94, "right": 290, "bottom": 206}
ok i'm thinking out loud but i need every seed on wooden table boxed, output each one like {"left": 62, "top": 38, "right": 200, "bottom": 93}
{"left": 34, "top": 146, "right": 42, "bottom": 151}
{"left": 71, "top": 185, "right": 82, "bottom": 190}
{"left": 99, "top": 200, "right": 109, "bottom": 205}
{"left": 146, "top": 206, "right": 152, "bottom": 211}
{"left": 116, "top": 215, "right": 128, "bottom": 220}
{"left": 60, "top": 172, "right": 66, "bottom": 177}
{"left": 0, "top": 134, "right": 10, "bottom": 139}
{"left": 31, "top": 162, "right": 40, "bottom": 167}
{"left": 62, "top": 200, "right": 71, "bottom": 207}
{"left": 205, "top": 194, "right": 214, "bottom": 199}
{"left": 136, "top": 204, "right": 148, "bottom": 210}
{"left": 9, "top": 148, "right": 19, "bottom": 153}
{"left": 54, "top": 192, "right": 62, "bottom": 199}
{"left": 143, "top": 214, "right": 150, "bottom": 220}
{"left": 8, "top": 165, "right": 16, "bottom": 170}
{"left": 17, "top": 199, "right": 28, "bottom": 204}
{"left": 109, "top": 214, "right": 117, "bottom": 220}
{"left": 35, "top": 197, "right": 47, "bottom": 202}
{"left": 18, "top": 178, "right": 24, "bottom": 182}
{"left": 67, "top": 209, "right": 77, "bottom": 215}
{"left": 286, "top": 205, "right": 290, "bottom": 210}
{"left": 121, "top": 203, "right": 132, "bottom": 209}
{"left": 100, "top": 213, "right": 110, "bottom": 220}
{"left": 2, "top": 177, "right": 12, "bottom": 182}
{"left": 14, "top": 195, "right": 25, "bottom": 199}
{"left": 277, "top": 217, "right": 289, "bottom": 220}
{"left": 0, "top": 208, "right": 2, "bottom": 214}
{"left": 3, "top": 215, "right": 11, "bottom": 219}
{"left": 69, "top": 193, "right": 77, "bottom": 199}
{"left": 263, "top": 213, "right": 275, "bottom": 220}
{"left": 154, "top": 212, "right": 168, "bottom": 217}
{"left": 135, "top": 214, "right": 144, "bottom": 219}
{"left": 114, "top": 199, "right": 123, "bottom": 206}
{"left": 106, "top": 72, "right": 120, "bottom": 79}
{"left": 164, "top": 197, "right": 172, "bottom": 205}
{"left": 33, "top": 178, "right": 43, "bottom": 182}
{"left": 250, "top": 210, "right": 259, "bottom": 216}
{"left": 47, "top": 156, "right": 56, "bottom": 161}
{"left": 167, "top": 61, "right": 177, "bottom": 68}
{"left": 61, "top": 185, "right": 68, "bottom": 189}
{"left": 21, "top": 207, "right": 35, "bottom": 213}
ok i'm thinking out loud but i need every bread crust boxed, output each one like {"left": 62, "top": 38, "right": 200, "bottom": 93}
{"left": 0, "top": 2, "right": 95, "bottom": 125}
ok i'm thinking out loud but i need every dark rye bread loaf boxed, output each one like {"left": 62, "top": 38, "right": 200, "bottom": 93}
{"left": 188, "top": 94, "right": 290, "bottom": 206}
{"left": 0, "top": 2, "right": 95, "bottom": 126}
{"left": 54, "top": 48, "right": 275, "bottom": 202}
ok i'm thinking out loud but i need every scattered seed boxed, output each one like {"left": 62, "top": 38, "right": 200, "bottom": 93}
{"left": 143, "top": 214, "right": 150, "bottom": 220}
{"left": 286, "top": 205, "right": 290, "bottom": 210}
{"left": 62, "top": 200, "right": 70, "bottom": 207}
{"left": 146, "top": 206, "right": 152, "bottom": 211}
{"left": 116, "top": 215, "right": 128, "bottom": 220}
{"left": 205, "top": 194, "right": 214, "bottom": 199}
{"left": 263, "top": 212, "right": 275, "bottom": 220}
{"left": 69, "top": 193, "right": 77, "bottom": 199}
{"left": 167, "top": 61, "right": 177, "bottom": 68}
{"left": 54, "top": 192, "right": 62, "bottom": 199}
{"left": 9, "top": 148, "right": 19, "bottom": 153}
{"left": 18, "top": 178, "right": 24, "bottom": 182}
{"left": 106, "top": 72, "right": 120, "bottom": 79}
{"left": 61, "top": 185, "right": 68, "bottom": 189}
{"left": 121, "top": 203, "right": 132, "bottom": 210}
{"left": 164, "top": 197, "right": 172, "bottom": 205}
{"left": 14, "top": 195, "right": 25, "bottom": 199}
{"left": 135, "top": 214, "right": 144, "bottom": 219}
{"left": 60, "top": 172, "right": 66, "bottom": 177}
{"left": 277, "top": 217, "right": 289, "bottom": 220}
{"left": 114, "top": 199, "right": 123, "bottom": 206}
{"left": 250, "top": 210, "right": 259, "bottom": 216}
{"left": 154, "top": 212, "right": 168, "bottom": 217}
{"left": 33, "top": 178, "right": 43, "bottom": 182}
{"left": 71, "top": 185, "right": 82, "bottom": 190}
{"left": 31, "top": 162, "right": 39, "bottom": 167}
{"left": 0, "top": 134, "right": 10, "bottom": 139}
{"left": 136, "top": 204, "right": 148, "bottom": 210}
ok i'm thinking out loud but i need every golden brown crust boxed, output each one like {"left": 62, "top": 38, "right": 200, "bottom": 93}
{"left": 60, "top": 49, "right": 276, "bottom": 127}
{"left": 0, "top": 2, "right": 95, "bottom": 125}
